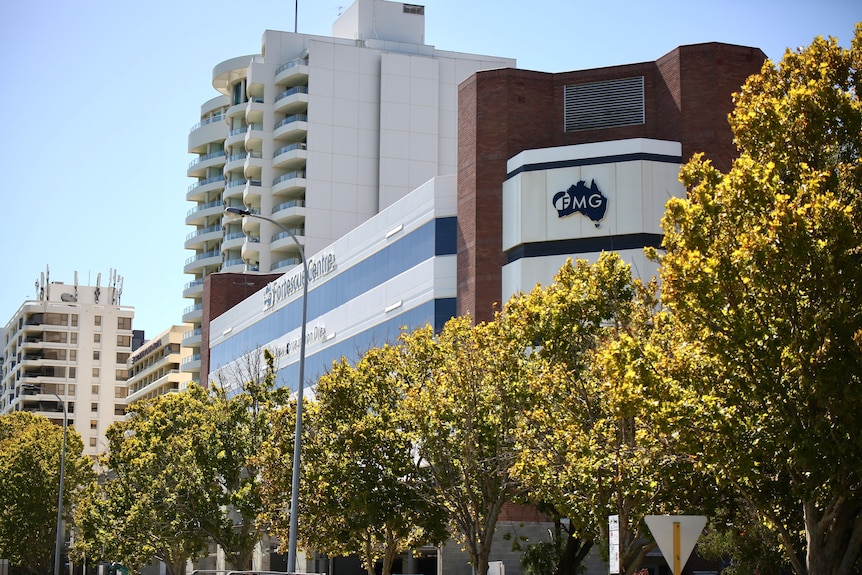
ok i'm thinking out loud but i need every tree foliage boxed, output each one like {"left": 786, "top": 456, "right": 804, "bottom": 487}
{"left": 400, "top": 315, "right": 550, "bottom": 575}
{"left": 261, "top": 344, "right": 447, "bottom": 575}
{"left": 0, "top": 411, "right": 94, "bottom": 575}
{"left": 506, "top": 253, "right": 708, "bottom": 575}
{"left": 655, "top": 25, "right": 862, "bottom": 575}
{"left": 74, "top": 351, "right": 289, "bottom": 574}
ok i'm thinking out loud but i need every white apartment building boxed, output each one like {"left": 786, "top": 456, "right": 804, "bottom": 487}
{"left": 184, "top": 0, "right": 514, "bottom": 383}
{"left": 126, "top": 325, "right": 192, "bottom": 405}
{"left": 0, "top": 270, "right": 137, "bottom": 458}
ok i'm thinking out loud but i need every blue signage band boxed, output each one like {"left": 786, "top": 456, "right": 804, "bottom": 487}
{"left": 504, "top": 233, "right": 665, "bottom": 264}
{"left": 505, "top": 152, "right": 683, "bottom": 180}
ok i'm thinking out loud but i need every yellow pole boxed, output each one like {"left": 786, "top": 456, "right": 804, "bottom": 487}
{"left": 673, "top": 521, "right": 681, "bottom": 575}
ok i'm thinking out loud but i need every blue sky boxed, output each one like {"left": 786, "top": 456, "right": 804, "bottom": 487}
{"left": 0, "top": 0, "right": 858, "bottom": 337}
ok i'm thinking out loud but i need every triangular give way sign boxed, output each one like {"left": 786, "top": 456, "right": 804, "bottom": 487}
{"left": 644, "top": 515, "right": 707, "bottom": 575}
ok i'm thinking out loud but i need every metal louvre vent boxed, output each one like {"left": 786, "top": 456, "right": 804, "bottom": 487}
{"left": 564, "top": 76, "right": 645, "bottom": 132}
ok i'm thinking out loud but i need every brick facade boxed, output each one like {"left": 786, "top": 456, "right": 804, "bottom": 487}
{"left": 457, "top": 43, "right": 766, "bottom": 322}
{"left": 200, "top": 272, "right": 283, "bottom": 383}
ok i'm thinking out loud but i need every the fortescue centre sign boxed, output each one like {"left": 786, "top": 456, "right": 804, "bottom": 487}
{"left": 262, "top": 252, "right": 337, "bottom": 311}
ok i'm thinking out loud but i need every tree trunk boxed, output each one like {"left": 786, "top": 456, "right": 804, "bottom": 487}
{"left": 804, "top": 497, "right": 862, "bottom": 575}
{"left": 556, "top": 535, "right": 593, "bottom": 575}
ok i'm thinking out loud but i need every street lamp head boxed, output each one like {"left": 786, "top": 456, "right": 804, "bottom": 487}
{"left": 224, "top": 207, "right": 252, "bottom": 217}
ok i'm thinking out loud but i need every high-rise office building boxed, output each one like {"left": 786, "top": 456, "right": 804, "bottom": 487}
{"left": 184, "top": 0, "right": 514, "bottom": 384}
{"left": 0, "top": 270, "right": 138, "bottom": 458}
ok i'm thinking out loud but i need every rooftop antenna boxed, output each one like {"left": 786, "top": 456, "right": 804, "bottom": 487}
{"left": 40, "top": 272, "right": 45, "bottom": 300}
{"left": 74, "top": 271, "right": 78, "bottom": 301}
{"left": 95, "top": 273, "right": 101, "bottom": 303}
{"left": 295, "top": 0, "right": 298, "bottom": 33}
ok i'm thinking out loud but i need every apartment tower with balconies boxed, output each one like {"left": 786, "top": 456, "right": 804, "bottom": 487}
{"left": 183, "top": 0, "right": 514, "bottom": 384}
{"left": 0, "top": 270, "right": 138, "bottom": 458}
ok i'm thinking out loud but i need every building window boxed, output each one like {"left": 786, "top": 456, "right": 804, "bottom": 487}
{"left": 115, "top": 386, "right": 127, "bottom": 398}
{"left": 403, "top": 4, "right": 424, "bottom": 14}
{"left": 94, "top": 333, "right": 101, "bottom": 344}
{"left": 92, "top": 368, "right": 100, "bottom": 378}
{"left": 563, "top": 76, "right": 645, "bottom": 132}
{"left": 114, "top": 405, "right": 125, "bottom": 416}
{"left": 115, "top": 370, "right": 129, "bottom": 382}
{"left": 92, "top": 385, "right": 100, "bottom": 394}
{"left": 95, "top": 315, "right": 102, "bottom": 326}
{"left": 91, "top": 402, "right": 98, "bottom": 412}
{"left": 93, "top": 351, "right": 100, "bottom": 361}
{"left": 68, "top": 368, "right": 76, "bottom": 380}
{"left": 117, "top": 335, "right": 131, "bottom": 348}
{"left": 70, "top": 350, "right": 77, "bottom": 361}
{"left": 118, "top": 317, "right": 132, "bottom": 330}
{"left": 90, "top": 420, "right": 98, "bottom": 430}
{"left": 71, "top": 333, "right": 77, "bottom": 345}
{"left": 117, "top": 352, "right": 130, "bottom": 363}
{"left": 71, "top": 314, "right": 78, "bottom": 327}
{"left": 89, "top": 437, "right": 97, "bottom": 448}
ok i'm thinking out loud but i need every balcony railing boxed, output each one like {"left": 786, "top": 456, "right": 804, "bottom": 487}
{"left": 273, "top": 199, "right": 305, "bottom": 213}
{"left": 189, "top": 113, "right": 225, "bottom": 133}
{"left": 186, "top": 225, "right": 221, "bottom": 241}
{"left": 273, "top": 171, "right": 306, "bottom": 186}
{"left": 275, "top": 85, "right": 309, "bottom": 102}
{"left": 188, "top": 151, "right": 226, "bottom": 169}
{"left": 185, "top": 250, "right": 220, "bottom": 265}
{"left": 188, "top": 176, "right": 225, "bottom": 193}
{"left": 274, "top": 142, "right": 307, "bottom": 158}
{"left": 187, "top": 200, "right": 223, "bottom": 217}
{"left": 274, "top": 114, "right": 308, "bottom": 129}
{"left": 275, "top": 57, "right": 309, "bottom": 75}
{"left": 272, "top": 228, "right": 305, "bottom": 242}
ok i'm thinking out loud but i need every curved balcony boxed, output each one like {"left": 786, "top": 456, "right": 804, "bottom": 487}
{"left": 274, "top": 86, "right": 309, "bottom": 114}
{"left": 182, "top": 303, "right": 204, "bottom": 323}
{"left": 244, "top": 181, "right": 263, "bottom": 206}
{"left": 245, "top": 97, "right": 266, "bottom": 124}
{"left": 271, "top": 227, "right": 306, "bottom": 252}
{"left": 244, "top": 123, "right": 264, "bottom": 147}
{"left": 273, "top": 142, "right": 307, "bottom": 170}
{"left": 186, "top": 200, "right": 224, "bottom": 226}
{"left": 273, "top": 114, "right": 308, "bottom": 141}
{"left": 184, "top": 249, "right": 222, "bottom": 273}
{"left": 272, "top": 256, "right": 302, "bottom": 270}
{"left": 187, "top": 175, "right": 225, "bottom": 202}
{"left": 183, "top": 279, "right": 205, "bottom": 298}
{"left": 188, "top": 151, "right": 226, "bottom": 178}
{"left": 224, "top": 152, "right": 247, "bottom": 175}
{"left": 272, "top": 170, "right": 307, "bottom": 196}
{"left": 188, "top": 114, "right": 228, "bottom": 155}
{"left": 242, "top": 236, "right": 260, "bottom": 261}
{"left": 222, "top": 231, "right": 246, "bottom": 252}
{"left": 225, "top": 125, "right": 249, "bottom": 148}
{"left": 184, "top": 224, "right": 223, "bottom": 250}
{"left": 221, "top": 258, "right": 247, "bottom": 273}
{"left": 275, "top": 57, "right": 309, "bottom": 87}
{"left": 272, "top": 198, "right": 306, "bottom": 219}
{"left": 183, "top": 327, "right": 202, "bottom": 347}
{"left": 244, "top": 151, "right": 264, "bottom": 179}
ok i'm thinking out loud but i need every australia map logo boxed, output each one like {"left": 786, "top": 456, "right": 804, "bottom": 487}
{"left": 552, "top": 179, "right": 608, "bottom": 227}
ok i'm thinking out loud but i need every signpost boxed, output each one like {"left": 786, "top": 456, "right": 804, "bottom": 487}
{"left": 644, "top": 515, "right": 707, "bottom": 575}
{"left": 609, "top": 515, "right": 620, "bottom": 574}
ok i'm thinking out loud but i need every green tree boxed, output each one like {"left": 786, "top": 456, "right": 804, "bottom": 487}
{"left": 401, "top": 315, "right": 549, "bottom": 575}
{"left": 655, "top": 25, "right": 862, "bottom": 575}
{"left": 0, "top": 411, "right": 94, "bottom": 575}
{"left": 74, "top": 355, "right": 288, "bottom": 574}
{"left": 263, "top": 344, "right": 447, "bottom": 575}
{"left": 506, "top": 254, "right": 707, "bottom": 575}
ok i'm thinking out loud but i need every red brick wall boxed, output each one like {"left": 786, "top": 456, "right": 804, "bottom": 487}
{"left": 457, "top": 43, "right": 766, "bottom": 322}
{"left": 200, "top": 272, "right": 283, "bottom": 383}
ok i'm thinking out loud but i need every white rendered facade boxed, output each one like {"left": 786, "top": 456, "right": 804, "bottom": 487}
{"left": 126, "top": 325, "right": 192, "bottom": 405}
{"left": 1, "top": 273, "right": 136, "bottom": 458}
{"left": 208, "top": 174, "right": 457, "bottom": 394}
{"left": 184, "top": 0, "right": 514, "bottom": 384}
{"left": 502, "top": 138, "right": 687, "bottom": 297}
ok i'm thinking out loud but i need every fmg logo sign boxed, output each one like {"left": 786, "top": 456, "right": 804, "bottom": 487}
{"left": 552, "top": 179, "right": 608, "bottom": 227}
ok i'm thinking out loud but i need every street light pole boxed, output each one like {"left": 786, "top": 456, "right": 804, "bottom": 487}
{"left": 22, "top": 383, "right": 67, "bottom": 575}
{"left": 224, "top": 207, "right": 308, "bottom": 573}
